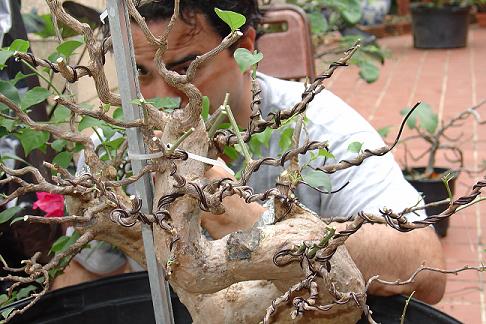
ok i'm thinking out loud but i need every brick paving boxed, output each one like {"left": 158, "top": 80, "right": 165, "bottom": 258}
{"left": 325, "top": 26, "right": 486, "bottom": 323}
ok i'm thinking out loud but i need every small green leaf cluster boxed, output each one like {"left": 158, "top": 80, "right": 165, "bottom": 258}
{"left": 282, "top": 2, "right": 388, "bottom": 83}
{"left": 286, "top": 0, "right": 362, "bottom": 36}
{"left": 0, "top": 284, "right": 39, "bottom": 321}
{"left": 400, "top": 102, "right": 438, "bottom": 135}
{"left": 47, "top": 231, "right": 82, "bottom": 278}
{"left": 339, "top": 36, "right": 389, "bottom": 84}
{"left": 0, "top": 36, "right": 94, "bottom": 171}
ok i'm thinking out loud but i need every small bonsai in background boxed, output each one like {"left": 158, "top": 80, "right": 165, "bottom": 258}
{"left": 399, "top": 100, "right": 486, "bottom": 180}
{"left": 396, "top": 100, "right": 486, "bottom": 237}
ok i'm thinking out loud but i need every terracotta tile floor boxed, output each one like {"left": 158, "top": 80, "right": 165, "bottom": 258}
{"left": 325, "top": 26, "right": 486, "bottom": 323}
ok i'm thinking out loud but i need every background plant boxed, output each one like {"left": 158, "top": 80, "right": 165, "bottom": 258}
{"left": 284, "top": 0, "right": 389, "bottom": 83}
{"left": 398, "top": 100, "right": 486, "bottom": 179}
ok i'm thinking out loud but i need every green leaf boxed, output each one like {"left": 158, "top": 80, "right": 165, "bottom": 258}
{"left": 16, "top": 285, "right": 37, "bottom": 300}
{"left": 51, "top": 139, "right": 67, "bottom": 152}
{"left": 49, "top": 236, "right": 70, "bottom": 254}
{"left": 301, "top": 169, "right": 332, "bottom": 192}
{"left": 0, "top": 118, "right": 15, "bottom": 132}
{"left": 16, "top": 129, "right": 50, "bottom": 155}
{"left": 78, "top": 116, "right": 103, "bottom": 131}
{"left": 0, "top": 206, "right": 22, "bottom": 224}
{"left": 1, "top": 306, "right": 14, "bottom": 320}
{"left": 223, "top": 146, "right": 239, "bottom": 161}
{"left": 0, "top": 294, "right": 7, "bottom": 305}
{"left": 50, "top": 232, "right": 80, "bottom": 255}
{"left": 278, "top": 127, "right": 294, "bottom": 152}
{"left": 9, "top": 39, "right": 30, "bottom": 53}
{"left": 358, "top": 61, "right": 379, "bottom": 83}
{"left": 253, "top": 127, "right": 273, "bottom": 147}
{"left": 249, "top": 139, "right": 262, "bottom": 158}
{"left": 113, "top": 107, "right": 124, "bottom": 120}
{"left": 56, "top": 40, "right": 83, "bottom": 58}
{"left": 249, "top": 127, "right": 273, "bottom": 157}
{"left": 51, "top": 105, "right": 71, "bottom": 123}
{"left": 348, "top": 141, "right": 363, "bottom": 153}
{"left": 318, "top": 148, "right": 335, "bottom": 159}
{"left": 35, "top": 14, "right": 56, "bottom": 38}
{"left": 100, "top": 124, "right": 117, "bottom": 141}
{"left": 52, "top": 151, "right": 73, "bottom": 168}
{"left": 47, "top": 51, "right": 61, "bottom": 63}
{"left": 104, "top": 137, "right": 125, "bottom": 150}
{"left": 308, "top": 11, "right": 328, "bottom": 35}
{"left": 377, "top": 126, "right": 391, "bottom": 138}
{"left": 214, "top": 8, "right": 246, "bottom": 32}
{"left": 400, "top": 102, "right": 438, "bottom": 134}
{"left": 11, "top": 72, "right": 35, "bottom": 85}
{"left": 20, "top": 87, "right": 50, "bottom": 110}
{"left": 131, "top": 97, "right": 181, "bottom": 110}
{"left": 0, "top": 153, "right": 29, "bottom": 166}
{"left": 201, "top": 96, "right": 210, "bottom": 121}
{"left": 233, "top": 48, "right": 263, "bottom": 73}
{"left": 74, "top": 143, "right": 84, "bottom": 153}
{"left": 335, "top": 0, "right": 362, "bottom": 25}
{"left": 0, "top": 50, "right": 14, "bottom": 69}
{"left": 0, "top": 80, "right": 20, "bottom": 110}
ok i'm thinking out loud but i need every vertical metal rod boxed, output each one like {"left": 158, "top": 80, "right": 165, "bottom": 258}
{"left": 106, "top": 1, "right": 174, "bottom": 323}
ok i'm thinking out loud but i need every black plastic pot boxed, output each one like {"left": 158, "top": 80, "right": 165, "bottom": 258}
{"left": 0, "top": 272, "right": 192, "bottom": 324}
{"left": 1, "top": 272, "right": 460, "bottom": 324}
{"left": 411, "top": 4, "right": 471, "bottom": 49}
{"left": 404, "top": 167, "right": 456, "bottom": 237}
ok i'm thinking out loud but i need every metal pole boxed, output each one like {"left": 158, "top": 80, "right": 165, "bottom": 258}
{"left": 106, "top": 1, "right": 175, "bottom": 323}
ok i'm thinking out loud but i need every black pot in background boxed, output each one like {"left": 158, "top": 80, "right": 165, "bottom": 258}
{"left": 405, "top": 167, "right": 456, "bottom": 238}
{"left": 1, "top": 272, "right": 460, "bottom": 324}
{"left": 1, "top": 272, "right": 192, "bottom": 324}
{"left": 411, "top": 4, "right": 471, "bottom": 49}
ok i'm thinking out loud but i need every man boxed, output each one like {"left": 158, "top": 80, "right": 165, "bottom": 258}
{"left": 60, "top": 0, "right": 446, "bottom": 305}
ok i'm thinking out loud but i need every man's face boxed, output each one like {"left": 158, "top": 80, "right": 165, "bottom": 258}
{"left": 132, "top": 14, "right": 252, "bottom": 118}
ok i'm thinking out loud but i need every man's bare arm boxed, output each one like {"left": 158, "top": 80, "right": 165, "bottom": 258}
{"left": 340, "top": 223, "right": 446, "bottom": 304}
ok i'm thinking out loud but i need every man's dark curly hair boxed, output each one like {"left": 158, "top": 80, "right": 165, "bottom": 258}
{"left": 136, "top": 0, "right": 261, "bottom": 39}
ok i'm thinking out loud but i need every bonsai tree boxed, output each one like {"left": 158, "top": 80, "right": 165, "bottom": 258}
{"left": 400, "top": 100, "right": 486, "bottom": 180}
{"left": 0, "top": 1, "right": 485, "bottom": 323}
{"left": 396, "top": 101, "right": 486, "bottom": 237}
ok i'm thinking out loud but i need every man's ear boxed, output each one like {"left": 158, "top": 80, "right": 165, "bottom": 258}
{"left": 238, "top": 26, "right": 256, "bottom": 52}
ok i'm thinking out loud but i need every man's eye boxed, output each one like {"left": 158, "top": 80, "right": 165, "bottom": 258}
{"left": 136, "top": 65, "right": 149, "bottom": 76}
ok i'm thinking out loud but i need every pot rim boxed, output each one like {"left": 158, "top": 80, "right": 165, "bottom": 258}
{"left": 403, "top": 167, "right": 459, "bottom": 183}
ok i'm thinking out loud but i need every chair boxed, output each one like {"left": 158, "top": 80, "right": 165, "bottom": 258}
{"left": 257, "top": 4, "right": 316, "bottom": 80}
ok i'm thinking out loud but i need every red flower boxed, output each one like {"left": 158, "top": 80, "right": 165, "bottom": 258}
{"left": 33, "top": 192, "right": 65, "bottom": 217}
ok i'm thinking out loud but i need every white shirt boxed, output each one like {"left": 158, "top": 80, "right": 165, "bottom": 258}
{"left": 249, "top": 73, "right": 425, "bottom": 222}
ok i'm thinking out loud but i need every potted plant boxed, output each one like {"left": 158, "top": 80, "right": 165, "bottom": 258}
{"left": 1, "top": 1, "right": 486, "bottom": 323}
{"left": 476, "top": 0, "right": 486, "bottom": 27}
{"left": 410, "top": 0, "right": 473, "bottom": 48}
{"left": 398, "top": 100, "right": 486, "bottom": 237}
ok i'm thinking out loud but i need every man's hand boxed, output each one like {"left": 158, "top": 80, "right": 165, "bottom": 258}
{"left": 201, "top": 161, "right": 265, "bottom": 239}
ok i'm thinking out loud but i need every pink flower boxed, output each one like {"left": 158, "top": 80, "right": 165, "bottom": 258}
{"left": 33, "top": 192, "right": 65, "bottom": 217}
